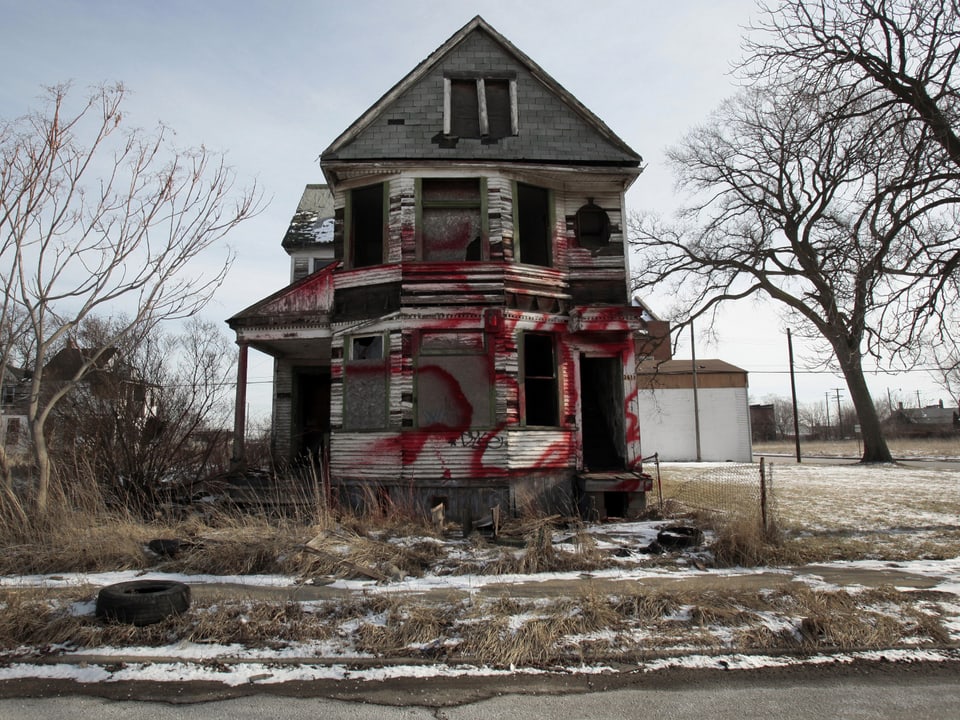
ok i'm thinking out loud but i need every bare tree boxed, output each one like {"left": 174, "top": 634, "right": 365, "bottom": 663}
{"left": 631, "top": 79, "right": 958, "bottom": 462}
{"left": 0, "top": 84, "right": 260, "bottom": 511}
{"left": 745, "top": 0, "right": 960, "bottom": 339}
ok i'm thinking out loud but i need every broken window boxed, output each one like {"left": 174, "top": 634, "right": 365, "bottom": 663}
{"left": 343, "top": 334, "right": 388, "bottom": 431}
{"left": 575, "top": 201, "right": 611, "bottom": 251}
{"left": 446, "top": 77, "right": 517, "bottom": 139}
{"left": 1, "top": 385, "right": 15, "bottom": 405}
{"left": 523, "top": 333, "right": 558, "bottom": 426}
{"left": 420, "top": 179, "right": 485, "bottom": 261}
{"left": 515, "top": 183, "right": 551, "bottom": 267}
{"left": 349, "top": 183, "right": 385, "bottom": 268}
{"left": 417, "top": 331, "right": 492, "bottom": 429}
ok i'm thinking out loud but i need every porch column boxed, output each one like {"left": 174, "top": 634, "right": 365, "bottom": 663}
{"left": 231, "top": 340, "right": 249, "bottom": 470}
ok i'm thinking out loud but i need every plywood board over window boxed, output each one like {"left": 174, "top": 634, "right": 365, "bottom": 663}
{"left": 343, "top": 334, "right": 388, "bottom": 430}
{"left": 419, "top": 178, "right": 487, "bottom": 261}
{"left": 416, "top": 331, "right": 492, "bottom": 430}
{"left": 445, "top": 76, "right": 517, "bottom": 140}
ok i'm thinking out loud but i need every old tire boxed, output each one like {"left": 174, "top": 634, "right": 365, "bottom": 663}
{"left": 96, "top": 579, "right": 190, "bottom": 626}
{"left": 657, "top": 525, "right": 704, "bottom": 549}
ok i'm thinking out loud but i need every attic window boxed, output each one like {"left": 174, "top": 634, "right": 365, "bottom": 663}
{"left": 445, "top": 77, "right": 517, "bottom": 140}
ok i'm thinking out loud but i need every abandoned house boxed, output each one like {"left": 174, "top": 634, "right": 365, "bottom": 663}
{"left": 227, "top": 16, "right": 672, "bottom": 519}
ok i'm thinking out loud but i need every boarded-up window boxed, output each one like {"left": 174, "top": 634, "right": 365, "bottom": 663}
{"left": 516, "top": 183, "right": 551, "bottom": 267}
{"left": 449, "top": 78, "right": 515, "bottom": 139}
{"left": 523, "top": 333, "right": 558, "bottom": 426}
{"left": 421, "top": 179, "right": 483, "bottom": 261}
{"left": 417, "top": 331, "right": 492, "bottom": 429}
{"left": 350, "top": 184, "right": 384, "bottom": 268}
{"left": 292, "top": 257, "right": 310, "bottom": 281}
{"left": 343, "top": 335, "right": 387, "bottom": 430}
{"left": 450, "top": 80, "right": 480, "bottom": 138}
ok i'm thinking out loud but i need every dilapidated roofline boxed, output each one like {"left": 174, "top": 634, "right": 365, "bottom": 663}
{"left": 320, "top": 15, "right": 641, "bottom": 166}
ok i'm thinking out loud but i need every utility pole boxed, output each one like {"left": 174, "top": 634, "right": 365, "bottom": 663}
{"left": 825, "top": 392, "right": 831, "bottom": 438}
{"left": 787, "top": 329, "right": 801, "bottom": 463}
{"left": 690, "top": 322, "right": 702, "bottom": 462}
{"left": 833, "top": 388, "right": 844, "bottom": 438}
{"left": 916, "top": 390, "right": 922, "bottom": 408}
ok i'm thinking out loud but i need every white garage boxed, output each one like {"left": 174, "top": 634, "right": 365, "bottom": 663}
{"left": 635, "top": 359, "right": 753, "bottom": 462}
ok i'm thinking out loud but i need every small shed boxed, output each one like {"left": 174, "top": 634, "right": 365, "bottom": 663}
{"left": 635, "top": 359, "right": 752, "bottom": 462}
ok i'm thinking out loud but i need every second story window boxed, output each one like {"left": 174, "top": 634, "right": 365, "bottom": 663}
{"left": 418, "top": 178, "right": 487, "bottom": 261}
{"left": 445, "top": 76, "right": 517, "bottom": 140}
{"left": 348, "top": 183, "right": 385, "bottom": 269}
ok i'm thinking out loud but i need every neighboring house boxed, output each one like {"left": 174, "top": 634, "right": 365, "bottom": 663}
{"left": 635, "top": 359, "right": 753, "bottom": 462}
{"left": 884, "top": 401, "right": 959, "bottom": 438}
{"left": 0, "top": 366, "right": 30, "bottom": 458}
{"left": 227, "top": 16, "right": 671, "bottom": 520}
{"left": 42, "top": 343, "right": 158, "bottom": 442}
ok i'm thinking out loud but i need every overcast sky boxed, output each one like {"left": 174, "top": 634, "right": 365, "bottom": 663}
{"left": 1, "top": 0, "right": 949, "bottom": 419}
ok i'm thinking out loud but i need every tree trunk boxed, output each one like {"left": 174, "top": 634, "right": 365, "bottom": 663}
{"left": 30, "top": 416, "right": 51, "bottom": 513}
{"left": 835, "top": 346, "right": 893, "bottom": 463}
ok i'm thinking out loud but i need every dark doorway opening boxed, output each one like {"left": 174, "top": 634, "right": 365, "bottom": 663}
{"left": 580, "top": 356, "right": 625, "bottom": 470}
{"left": 294, "top": 368, "right": 330, "bottom": 465}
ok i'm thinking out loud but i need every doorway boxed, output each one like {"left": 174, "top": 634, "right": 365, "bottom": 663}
{"left": 579, "top": 356, "right": 625, "bottom": 471}
{"left": 293, "top": 368, "right": 330, "bottom": 465}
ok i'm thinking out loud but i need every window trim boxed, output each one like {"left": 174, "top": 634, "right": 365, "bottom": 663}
{"left": 520, "top": 331, "right": 560, "bottom": 428}
{"left": 342, "top": 332, "right": 390, "bottom": 431}
{"left": 344, "top": 183, "right": 387, "bottom": 270}
{"left": 414, "top": 330, "right": 495, "bottom": 430}
{"left": 512, "top": 181, "right": 554, "bottom": 267}
{"left": 443, "top": 76, "right": 518, "bottom": 139}
{"left": 415, "top": 177, "right": 489, "bottom": 262}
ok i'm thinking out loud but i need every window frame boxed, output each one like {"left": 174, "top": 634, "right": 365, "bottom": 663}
{"left": 341, "top": 332, "right": 390, "bottom": 432}
{"left": 520, "top": 332, "right": 560, "bottom": 427}
{"left": 443, "top": 75, "right": 518, "bottom": 139}
{"left": 415, "top": 177, "right": 489, "bottom": 262}
{"left": 513, "top": 181, "right": 554, "bottom": 267}
{"left": 344, "top": 183, "right": 387, "bottom": 270}
{"left": 414, "top": 330, "right": 495, "bottom": 430}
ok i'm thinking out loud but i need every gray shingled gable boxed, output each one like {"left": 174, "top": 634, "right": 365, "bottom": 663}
{"left": 322, "top": 16, "right": 641, "bottom": 167}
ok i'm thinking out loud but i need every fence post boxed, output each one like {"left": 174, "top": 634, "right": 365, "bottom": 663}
{"left": 759, "top": 457, "right": 768, "bottom": 537}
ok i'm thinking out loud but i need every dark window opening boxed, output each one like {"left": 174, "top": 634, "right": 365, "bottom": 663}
{"left": 516, "top": 183, "right": 551, "bottom": 267}
{"left": 352, "top": 335, "right": 383, "bottom": 361}
{"left": 1, "top": 385, "right": 15, "bottom": 405}
{"left": 351, "top": 184, "right": 384, "bottom": 268}
{"left": 421, "top": 179, "right": 483, "bottom": 262}
{"left": 523, "top": 333, "right": 558, "bottom": 426}
{"left": 575, "top": 202, "right": 611, "bottom": 250}
{"left": 417, "top": 331, "right": 492, "bottom": 429}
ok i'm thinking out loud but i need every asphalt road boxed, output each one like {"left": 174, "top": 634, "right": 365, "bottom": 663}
{"left": 1, "top": 660, "right": 958, "bottom": 719}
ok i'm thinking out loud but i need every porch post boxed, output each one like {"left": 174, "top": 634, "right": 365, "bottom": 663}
{"left": 231, "top": 340, "right": 249, "bottom": 470}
